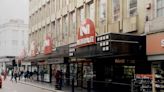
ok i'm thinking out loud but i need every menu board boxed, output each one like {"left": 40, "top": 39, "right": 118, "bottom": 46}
{"left": 132, "top": 74, "right": 152, "bottom": 92}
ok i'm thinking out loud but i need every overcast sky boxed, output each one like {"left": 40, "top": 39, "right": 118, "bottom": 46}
{"left": 0, "top": 0, "right": 29, "bottom": 24}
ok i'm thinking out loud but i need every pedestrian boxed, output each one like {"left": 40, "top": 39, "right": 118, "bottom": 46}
{"left": 13, "top": 69, "right": 18, "bottom": 83}
{"left": 10, "top": 69, "right": 14, "bottom": 81}
{"left": 40, "top": 70, "right": 44, "bottom": 82}
{"left": 55, "top": 70, "right": 62, "bottom": 90}
{"left": 3, "top": 69, "right": 7, "bottom": 80}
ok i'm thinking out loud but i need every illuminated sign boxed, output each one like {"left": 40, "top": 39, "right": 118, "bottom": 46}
{"left": 77, "top": 18, "right": 96, "bottom": 47}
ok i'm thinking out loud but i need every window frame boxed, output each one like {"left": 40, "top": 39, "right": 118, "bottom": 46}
{"left": 128, "top": 0, "right": 137, "bottom": 17}
{"left": 86, "top": 1, "right": 95, "bottom": 23}
{"left": 112, "top": 0, "right": 120, "bottom": 22}
{"left": 99, "top": 0, "right": 107, "bottom": 23}
{"left": 156, "top": 0, "right": 164, "bottom": 17}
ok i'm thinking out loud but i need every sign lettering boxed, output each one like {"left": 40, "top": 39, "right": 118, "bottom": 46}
{"left": 77, "top": 18, "right": 96, "bottom": 47}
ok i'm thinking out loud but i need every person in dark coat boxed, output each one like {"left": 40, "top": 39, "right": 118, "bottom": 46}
{"left": 10, "top": 69, "right": 14, "bottom": 81}
{"left": 55, "top": 70, "right": 63, "bottom": 90}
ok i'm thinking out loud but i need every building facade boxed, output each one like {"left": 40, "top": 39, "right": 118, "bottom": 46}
{"left": 28, "top": 0, "right": 151, "bottom": 91}
{"left": 145, "top": 0, "right": 164, "bottom": 92}
{"left": 0, "top": 19, "right": 28, "bottom": 72}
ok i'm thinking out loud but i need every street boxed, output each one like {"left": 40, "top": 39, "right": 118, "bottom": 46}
{"left": 0, "top": 77, "right": 53, "bottom": 92}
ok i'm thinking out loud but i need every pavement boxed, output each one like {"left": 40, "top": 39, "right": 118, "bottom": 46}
{"left": 0, "top": 77, "right": 60, "bottom": 92}
{"left": 18, "top": 80, "right": 64, "bottom": 92}
{"left": 17, "top": 78, "right": 89, "bottom": 92}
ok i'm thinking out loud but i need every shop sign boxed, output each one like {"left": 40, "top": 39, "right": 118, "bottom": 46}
{"left": 69, "top": 43, "right": 76, "bottom": 56}
{"left": 31, "top": 40, "right": 37, "bottom": 57}
{"left": 161, "top": 39, "right": 164, "bottom": 47}
{"left": 38, "top": 61, "right": 47, "bottom": 65}
{"left": 147, "top": 32, "right": 164, "bottom": 55}
{"left": 115, "top": 59, "right": 125, "bottom": 63}
{"left": 44, "top": 35, "right": 52, "bottom": 55}
{"left": 77, "top": 18, "right": 96, "bottom": 47}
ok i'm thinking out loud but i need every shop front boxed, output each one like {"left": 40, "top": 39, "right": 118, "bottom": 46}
{"left": 68, "top": 18, "right": 150, "bottom": 92}
{"left": 69, "top": 33, "right": 151, "bottom": 92}
{"left": 147, "top": 32, "right": 164, "bottom": 92}
{"left": 26, "top": 34, "right": 69, "bottom": 83}
{"left": 68, "top": 18, "right": 96, "bottom": 88}
{"left": 33, "top": 44, "right": 69, "bottom": 83}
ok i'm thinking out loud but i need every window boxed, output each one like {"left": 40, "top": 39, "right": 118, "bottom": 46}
{"left": 99, "top": 0, "right": 106, "bottom": 23}
{"left": 87, "top": 2, "right": 95, "bottom": 23}
{"left": 63, "top": 15, "right": 68, "bottom": 45}
{"left": 112, "top": 0, "right": 120, "bottom": 21}
{"left": 129, "top": 0, "right": 137, "bottom": 17}
{"left": 56, "top": 19, "right": 61, "bottom": 46}
{"left": 157, "top": 0, "right": 164, "bottom": 17}
{"left": 113, "top": 0, "right": 120, "bottom": 21}
{"left": 80, "top": 7, "right": 85, "bottom": 23}
{"left": 51, "top": 22, "right": 56, "bottom": 48}
{"left": 70, "top": 12, "right": 76, "bottom": 43}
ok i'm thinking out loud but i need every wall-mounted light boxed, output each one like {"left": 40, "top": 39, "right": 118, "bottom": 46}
{"left": 97, "top": 37, "right": 100, "bottom": 41}
{"left": 103, "top": 36, "right": 106, "bottom": 40}
{"left": 106, "top": 41, "right": 109, "bottom": 45}
{"left": 100, "top": 42, "right": 103, "bottom": 46}
{"left": 105, "top": 46, "right": 109, "bottom": 51}
{"left": 100, "top": 37, "right": 103, "bottom": 41}
{"left": 146, "top": 3, "right": 151, "bottom": 10}
{"left": 106, "top": 35, "right": 109, "bottom": 40}
{"left": 102, "top": 47, "right": 106, "bottom": 51}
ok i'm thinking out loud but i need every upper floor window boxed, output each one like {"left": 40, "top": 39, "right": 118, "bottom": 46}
{"left": 87, "top": 1, "right": 95, "bottom": 23}
{"left": 99, "top": 0, "right": 106, "bottom": 23}
{"left": 63, "top": 16, "right": 68, "bottom": 39}
{"left": 80, "top": 7, "right": 85, "bottom": 23}
{"left": 70, "top": 12, "right": 76, "bottom": 32}
{"left": 70, "top": 11, "right": 76, "bottom": 42}
{"left": 113, "top": 0, "right": 120, "bottom": 21}
{"left": 157, "top": 0, "right": 164, "bottom": 17}
{"left": 129, "top": 0, "right": 137, "bottom": 17}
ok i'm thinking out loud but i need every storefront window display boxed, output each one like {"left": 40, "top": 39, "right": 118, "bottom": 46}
{"left": 69, "top": 62, "right": 94, "bottom": 88}
{"left": 70, "top": 63, "right": 78, "bottom": 86}
{"left": 31, "top": 65, "right": 38, "bottom": 81}
{"left": 38, "top": 64, "right": 51, "bottom": 82}
{"left": 152, "top": 62, "right": 164, "bottom": 92}
{"left": 83, "top": 62, "right": 93, "bottom": 88}
{"left": 51, "top": 64, "right": 67, "bottom": 85}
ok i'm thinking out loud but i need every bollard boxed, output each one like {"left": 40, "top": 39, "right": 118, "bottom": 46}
{"left": 72, "top": 78, "right": 74, "bottom": 92}
{"left": 87, "top": 79, "right": 91, "bottom": 92}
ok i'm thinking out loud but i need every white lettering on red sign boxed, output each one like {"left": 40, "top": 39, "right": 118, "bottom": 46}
{"left": 80, "top": 24, "right": 90, "bottom": 36}
{"left": 77, "top": 18, "right": 96, "bottom": 47}
{"left": 77, "top": 36, "right": 94, "bottom": 46}
{"left": 161, "top": 39, "right": 164, "bottom": 47}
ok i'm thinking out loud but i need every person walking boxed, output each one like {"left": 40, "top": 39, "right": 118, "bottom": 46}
{"left": 55, "top": 70, "right": 62, "bottom": 90}
{"left": 13, "top": 69, "right": 18, "bottom": 83}
{"left": 3, "top": 69, "right": 7, "bottom": 80}
{"left": 10, "top": 69, "right": 14, "bottom": 81}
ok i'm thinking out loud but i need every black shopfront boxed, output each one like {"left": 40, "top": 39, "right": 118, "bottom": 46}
{"left": 69, "top": 33, "right": 151, "bottom": 92}
{"left": 25, "top": 45, "right": 69, "bottom": 83}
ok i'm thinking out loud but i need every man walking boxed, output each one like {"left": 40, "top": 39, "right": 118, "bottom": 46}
{"left": 13, "top": 69, "right": 18, "bottom": 83}
{"left": 10, "top": 69, "right": 14, "bottom": 81}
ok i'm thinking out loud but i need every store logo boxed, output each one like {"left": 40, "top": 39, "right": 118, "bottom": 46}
{"left": 44, "top": 35, "right": 52, "bottom": 54}
{"left": 80, "top": 24, "right": 90, "bottom": 36}
{"left": 77, "top": 18, "right": 96, "bottom": 47}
